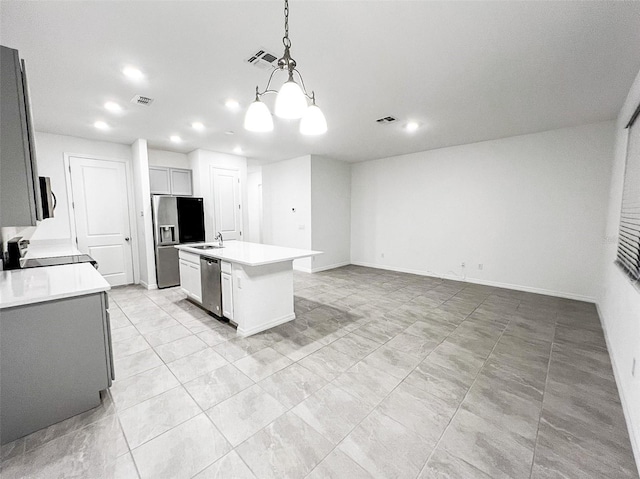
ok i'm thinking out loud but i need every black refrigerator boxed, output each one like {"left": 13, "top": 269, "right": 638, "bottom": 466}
{"left": 152, "top": 195, "right": 205, "bottom": 288}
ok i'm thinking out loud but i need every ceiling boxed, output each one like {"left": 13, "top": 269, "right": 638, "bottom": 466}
{"left": 2, "top": 1, "right": 640, "bottom": 164}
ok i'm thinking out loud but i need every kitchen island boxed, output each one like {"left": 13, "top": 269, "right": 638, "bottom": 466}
{"left": 175, "top": 241, "right": 321, "bottom": 337}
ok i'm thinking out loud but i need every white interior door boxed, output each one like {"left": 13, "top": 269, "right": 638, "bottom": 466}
{"left": 212, "top": 168, "right": 242, "bottom": 240}
{"left": 69, "top": 156, "right": 134, "bottom": 286}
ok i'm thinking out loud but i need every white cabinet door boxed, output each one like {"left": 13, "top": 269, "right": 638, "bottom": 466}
{"left": 170, "top": 169, "right": 193, "bottom": 196}
{"left": 221, "top": 272, "right": 233, "bottom": 320}
{"left": 149, "top": 167, "right": 171, "bottom": 194}
{"left": 189, "top": 262, "right": 202, "bottom": 303}
{"left": 179, "top": 259, "right": 191, "bottom": 295}
{"left": 179, "top": 257, "right": 201, "bottom": 303}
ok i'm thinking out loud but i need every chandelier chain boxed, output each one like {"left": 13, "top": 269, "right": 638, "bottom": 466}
{"left": 283, "top": 0, "right": 291, "bottom": 48}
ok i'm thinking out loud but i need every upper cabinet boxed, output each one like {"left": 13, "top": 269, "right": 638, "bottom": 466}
{"left": 1, "top": 46, "right": 42, "bottom": 226}
{"left": 170, "top": 168, "right": 192, "bottom": 196}
{"left": 149, "top": 167, "right": 193, "bottom": 196}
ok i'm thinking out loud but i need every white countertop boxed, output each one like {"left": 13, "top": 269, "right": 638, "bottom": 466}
{"left": 176, "top": 241, "right": 322, "bottom": 267}
{"left": 0, "top": 263, "right": 110, "bottom": 309}
{"left": 24, "top": 240, "right": 82, "bottom": 259}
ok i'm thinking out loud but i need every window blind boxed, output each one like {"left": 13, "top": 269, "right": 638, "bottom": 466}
{"left": 617, "top": 102, "right": 640, "bottom": 281}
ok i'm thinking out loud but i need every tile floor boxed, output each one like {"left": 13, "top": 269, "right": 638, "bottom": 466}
{"left": 1, "top": 265, "right": 638, "bottom": 478}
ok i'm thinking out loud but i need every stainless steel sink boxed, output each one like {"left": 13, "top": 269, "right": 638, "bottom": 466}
{"left": 191, "top": 245, "right": 223, "bottom": 250}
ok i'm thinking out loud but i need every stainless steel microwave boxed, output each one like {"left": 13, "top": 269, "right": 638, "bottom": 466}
{"left": 39, "top": 176, "right": 56, "bottom": 219}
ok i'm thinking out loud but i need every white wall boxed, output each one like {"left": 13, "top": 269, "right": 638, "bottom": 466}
{"left": 262, "top": 155, "right": 312, "bottom": 271}
{"left": 351, "top": 121, "right": 614, "bottom": 301}
{"left": 599, "top": 67, "right": 640, "bottom": 467}
{"left": 131, "top": 139, "right": 156, "bottom": 289}
{"left": 311, "top": 156, "right": 351, "bottom": 271}
{"left": 148, "top": 149, "right": 189, "bottom": 169}
{"left": 188, "top": 149, "right": 248, "bottom": 242}
{"left": 30, "top": 132, "right": 132, "bottom": 241}
{"left": 246, "top": 166, "right": 263, "bottom": 244}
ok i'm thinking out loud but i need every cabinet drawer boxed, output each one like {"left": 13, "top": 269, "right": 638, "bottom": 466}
{"left": 221, "top": 261, "right": 232, "bottom": 274}
{"left": 179, "top": 250, "right": 200, "bottom": 265}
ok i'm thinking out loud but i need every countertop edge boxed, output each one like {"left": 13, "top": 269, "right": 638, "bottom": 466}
{"left": 0, "top": 263, "right": 111, "bottom": 310}
{"left": 0, "top": 286, "right": 111, "bottom": 310}
{"left": 175, "top": 244, "right": 322, "bottom": 267}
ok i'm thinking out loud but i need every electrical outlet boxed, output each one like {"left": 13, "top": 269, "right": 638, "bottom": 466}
{"left": 461, "top": 262, "right": 465, "bottom": 268}
{"left": 478, "top": 264, "right": 483, "bottom": 270}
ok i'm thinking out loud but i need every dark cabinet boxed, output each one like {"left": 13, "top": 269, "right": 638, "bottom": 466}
{"left": 0, "top": 45, "right": 42, "bottom": 226}
{"left": 0, "top": 292, "right": 114, "bottom": 445}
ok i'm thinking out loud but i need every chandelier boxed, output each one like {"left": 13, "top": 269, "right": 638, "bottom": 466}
{"left": 243, "top": 0, "right": 327, "bottom": 135}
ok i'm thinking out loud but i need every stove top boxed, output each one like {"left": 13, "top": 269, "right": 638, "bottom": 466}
{"left": 21, "top": 254, "right": 98, "bottom": 269}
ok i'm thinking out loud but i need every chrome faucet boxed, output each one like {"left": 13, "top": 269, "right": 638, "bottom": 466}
{"left": 214, "top": 231, "right": 223, "bottom": 247}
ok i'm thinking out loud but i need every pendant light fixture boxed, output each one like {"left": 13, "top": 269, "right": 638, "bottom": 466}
{"left": 244, "top": 0, "right": 327, "bottom": 135}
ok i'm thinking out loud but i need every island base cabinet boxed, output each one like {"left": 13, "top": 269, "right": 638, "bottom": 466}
{"left": 178, "top": 251, "right": 202, "bottom": 303}
{"left": 221, "top": 269, "right": 233, "bottom": 320}
{"left": 233, "top": 261, "right": 295, "bottom": 337}
{"left": 0, "top": 293, "right": 112, "bottom": 445}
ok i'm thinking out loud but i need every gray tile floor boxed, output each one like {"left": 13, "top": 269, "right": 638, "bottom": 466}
{"left": 1, "top": 265, "right": 638, "bottom": 478}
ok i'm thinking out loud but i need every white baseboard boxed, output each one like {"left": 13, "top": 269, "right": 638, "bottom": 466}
{"left": 139, "top": 280, "right": 157, "bottom": 290}
{"left": 596, "top": 303, "right": 640, "bottom": 474}
{"left": 350, "top": 261, "right": 596, "bottom": 303}
{"left": 310, "top": 261, "right": 351, "bottom": 273}
{"left": 236, "top": 313, "right": 296, "bottom": 337}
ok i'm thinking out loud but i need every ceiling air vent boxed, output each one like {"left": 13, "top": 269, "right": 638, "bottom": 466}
{"left": 376, "top": 116, "right": 397, "bottom": 124}
{"left": 131, "top": 95, "right": 154, "bottom": 106}
{"left": 246, "top": 48, "right": 278, "bottom": 70}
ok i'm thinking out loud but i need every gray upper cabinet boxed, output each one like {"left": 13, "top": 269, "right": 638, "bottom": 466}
{"left": 1, "top": 46, "right": 42, "bottom": 226}
{"left": 149, "top": 166, "right": 193, "bottom": 196}
{"left": 149, "top": 166, "right": 171, "bottom": 194}
{"left": 170, "top": 168, "right": 193, "bottom": 195}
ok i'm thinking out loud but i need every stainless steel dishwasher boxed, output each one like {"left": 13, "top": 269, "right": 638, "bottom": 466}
{"left": 200, "top": 257, "right": 222, "bottom": 316}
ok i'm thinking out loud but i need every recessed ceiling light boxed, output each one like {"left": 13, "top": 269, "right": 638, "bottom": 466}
{"left": 233, "top": 146, "right": 243, "bottom": 154}
{"left": 225, "top": 130, "right": 235, "bottom": 135}
{"left": 191, "top": 122, "right": 204, "bottom": 131}
{"left": 104, "top": 101, "right": 122, "bottom": 112}
{"left": 94, "top": 120, "right": 109, "bottom": 130}
{"left": 122, "top": 66, "right": 144, "bottom": 80}
{"left": 225, "top": 99, "right": 240, "bottom": 110}
{"left": 170, "top": 135, "right": 182, "bottom": 143}
{"left": 405, "top": 121, "right": 419, "bottom": 132}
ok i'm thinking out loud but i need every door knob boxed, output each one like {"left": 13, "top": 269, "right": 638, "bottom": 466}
{"left": 125, "top": 237, "right": 130, "bottom": 241}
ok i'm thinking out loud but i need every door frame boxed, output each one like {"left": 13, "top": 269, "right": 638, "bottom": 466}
{"left": 210, "top": 166, "right": 243, "bottom": 240}
{"left": 63, "top": 153, "right": 140, "bottom": 285}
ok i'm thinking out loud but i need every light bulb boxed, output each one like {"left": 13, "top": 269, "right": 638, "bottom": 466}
{"left": 300, "top": 104, "right": 327, "bottom": 135}
{"left": 275, "top": 80, "right": 307, "bottom": 119}
{"left": 104, "top": 101, "right": 122, "bottom": 112}
{"left": 244, "top": 100, "right": 274, "bottom": 132}
{"left": 406, "top": 121, "right": 419, "bottom": 132}
{"left": 122, "top": 67, "right": 144, "bottom": 80}
{"left": 225, "top": 99, "right": 240, "bottom": 110}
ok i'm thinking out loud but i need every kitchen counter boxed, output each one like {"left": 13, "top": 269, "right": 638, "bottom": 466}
{"left": 176, "top": 241, "right": 321, "bottom": 337}
{"left": 24, "top": 240, "right": 82, "bottom": 259}
{"left": 176, "top": 241, "right": 321, "bottom": 266}
{"left": 0, "top": 263, "right": 110, "bottom": 309}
